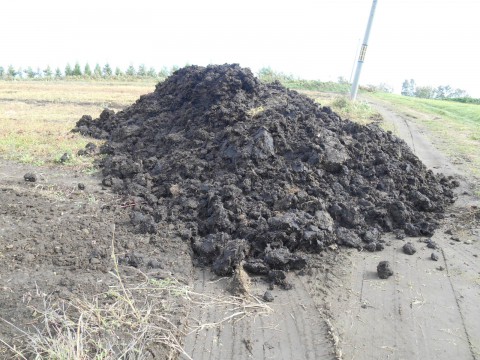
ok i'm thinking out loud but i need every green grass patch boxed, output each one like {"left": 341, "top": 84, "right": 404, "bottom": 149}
{"left": 328, "top": 95, "right": 381, "bottom": 125}
{"left": 257, "top": 67, "right": 350, "bottom": 93}
{"left": 298, "top": 91, "right": 381, "bottom": 125}
{"left": 372, "top": 92, "right": 480, "bottom": 131}
{"left": 282, "top": 80, "right": 350, "bottom": 93}
{"left": 370, "top": 92, "right": 480, "bottom": 178}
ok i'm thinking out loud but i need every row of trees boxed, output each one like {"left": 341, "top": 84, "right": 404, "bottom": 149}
{"left": 401, "top": 79, "right": 468, "bottom": 99}
{"left": 1, "top": 64, "right": 473, "bottom": 102}
{"left": 0, "top": 63, "right": 180, "bottom": 80}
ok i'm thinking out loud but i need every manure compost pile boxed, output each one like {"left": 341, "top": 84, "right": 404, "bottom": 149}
{"left": 74, "top": 64, "right": 457, "bottom": 278}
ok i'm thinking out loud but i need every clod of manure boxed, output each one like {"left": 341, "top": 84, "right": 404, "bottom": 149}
{"left": 402, "top": 242, "right": 416, "bottom": 255}
{"left": 426, "top": 238, "right": 438, "bottom": 249}
{"left": 23, "top": 172, "right": 37, "bottom": 182}
{"left": 263, "top": 291, "right": 274, "bottom": 302}
{"left": 60, "top": 152, "right": 71, "bottom": 163}
{"left": 377, "top": 261, "right": 394, "bottom": 279}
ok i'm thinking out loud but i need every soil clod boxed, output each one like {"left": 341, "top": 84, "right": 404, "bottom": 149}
{"left": 77, "top": 142, "right": 98, "bottom": 156}
{"left": 60, "top": 152, "right": 71, "bottom": 163}
{"left": 403, "top": 242, "right": 417, "bottom": 255}
{"left": 268, "top": 269, "right": 292, "bottom": 289}
{"left": 263, "top": 291, "right": 274, "bottom": 302}
{"left": 426, "top": 239, "right": 438, "bottom": 249}
{"left": 431, "top": 252, "right": 439, "bottom": 261}
{"left": 377, "top": 261, "right": 394, "bottom": 279}
{"left": 23, "top": 172, "right": 37, "bottom": 182}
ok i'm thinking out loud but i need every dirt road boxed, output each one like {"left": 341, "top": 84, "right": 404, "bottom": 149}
{"left": 182, "top": 269, "right": 336, "bottom": 360}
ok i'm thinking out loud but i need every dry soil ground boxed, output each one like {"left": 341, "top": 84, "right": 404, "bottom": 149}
{"left": 0, "top": 95, "right": 478, "bottom": 360}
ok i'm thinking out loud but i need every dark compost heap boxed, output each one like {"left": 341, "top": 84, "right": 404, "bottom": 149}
{"left": 74, "top": 64, "right": 457, "bottom": 277}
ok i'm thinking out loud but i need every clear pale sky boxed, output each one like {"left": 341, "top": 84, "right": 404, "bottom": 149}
{"left": 1, "top": 0, "right": 479, "bottom": 96}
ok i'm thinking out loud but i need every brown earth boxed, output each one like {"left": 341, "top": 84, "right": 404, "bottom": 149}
{"left": 0, "top": 81, "right": 478, "bottom": 360}
{"left": 0, "top": 161, "right": 193, "bottom": 358}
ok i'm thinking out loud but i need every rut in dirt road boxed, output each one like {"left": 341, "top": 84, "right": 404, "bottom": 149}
{"left": 74, "top": 64, "right": 457, "bottom": 278}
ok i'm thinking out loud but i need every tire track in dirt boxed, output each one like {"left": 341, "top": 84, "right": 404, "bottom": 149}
{"left": 317, "top": 239, "right": 476, "bottom": 360}
{"left": 441, "top": 245, "right": 478, "bottom": 358}
{"left": 182, "top": 269, "right": 336, "bottom": 360}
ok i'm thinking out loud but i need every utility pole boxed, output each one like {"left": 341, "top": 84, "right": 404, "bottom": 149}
{"left": 350, "top": 0, "right": 378, "bottom": 100}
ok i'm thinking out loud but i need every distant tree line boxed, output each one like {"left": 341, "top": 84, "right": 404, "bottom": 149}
{"left": 0, "top": 62, "right": 181, "bottom": 80}
{"left": 401, "top": 79, "right": 471, "bottom": 100}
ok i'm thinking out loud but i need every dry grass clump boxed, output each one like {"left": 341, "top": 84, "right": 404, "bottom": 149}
{"left": 0, "top": 233, "right": 272, "bottom": 359}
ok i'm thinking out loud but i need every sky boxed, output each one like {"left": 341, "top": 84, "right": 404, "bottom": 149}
{"left": 1, "top": 0, "right": 479, "bottom": 96}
